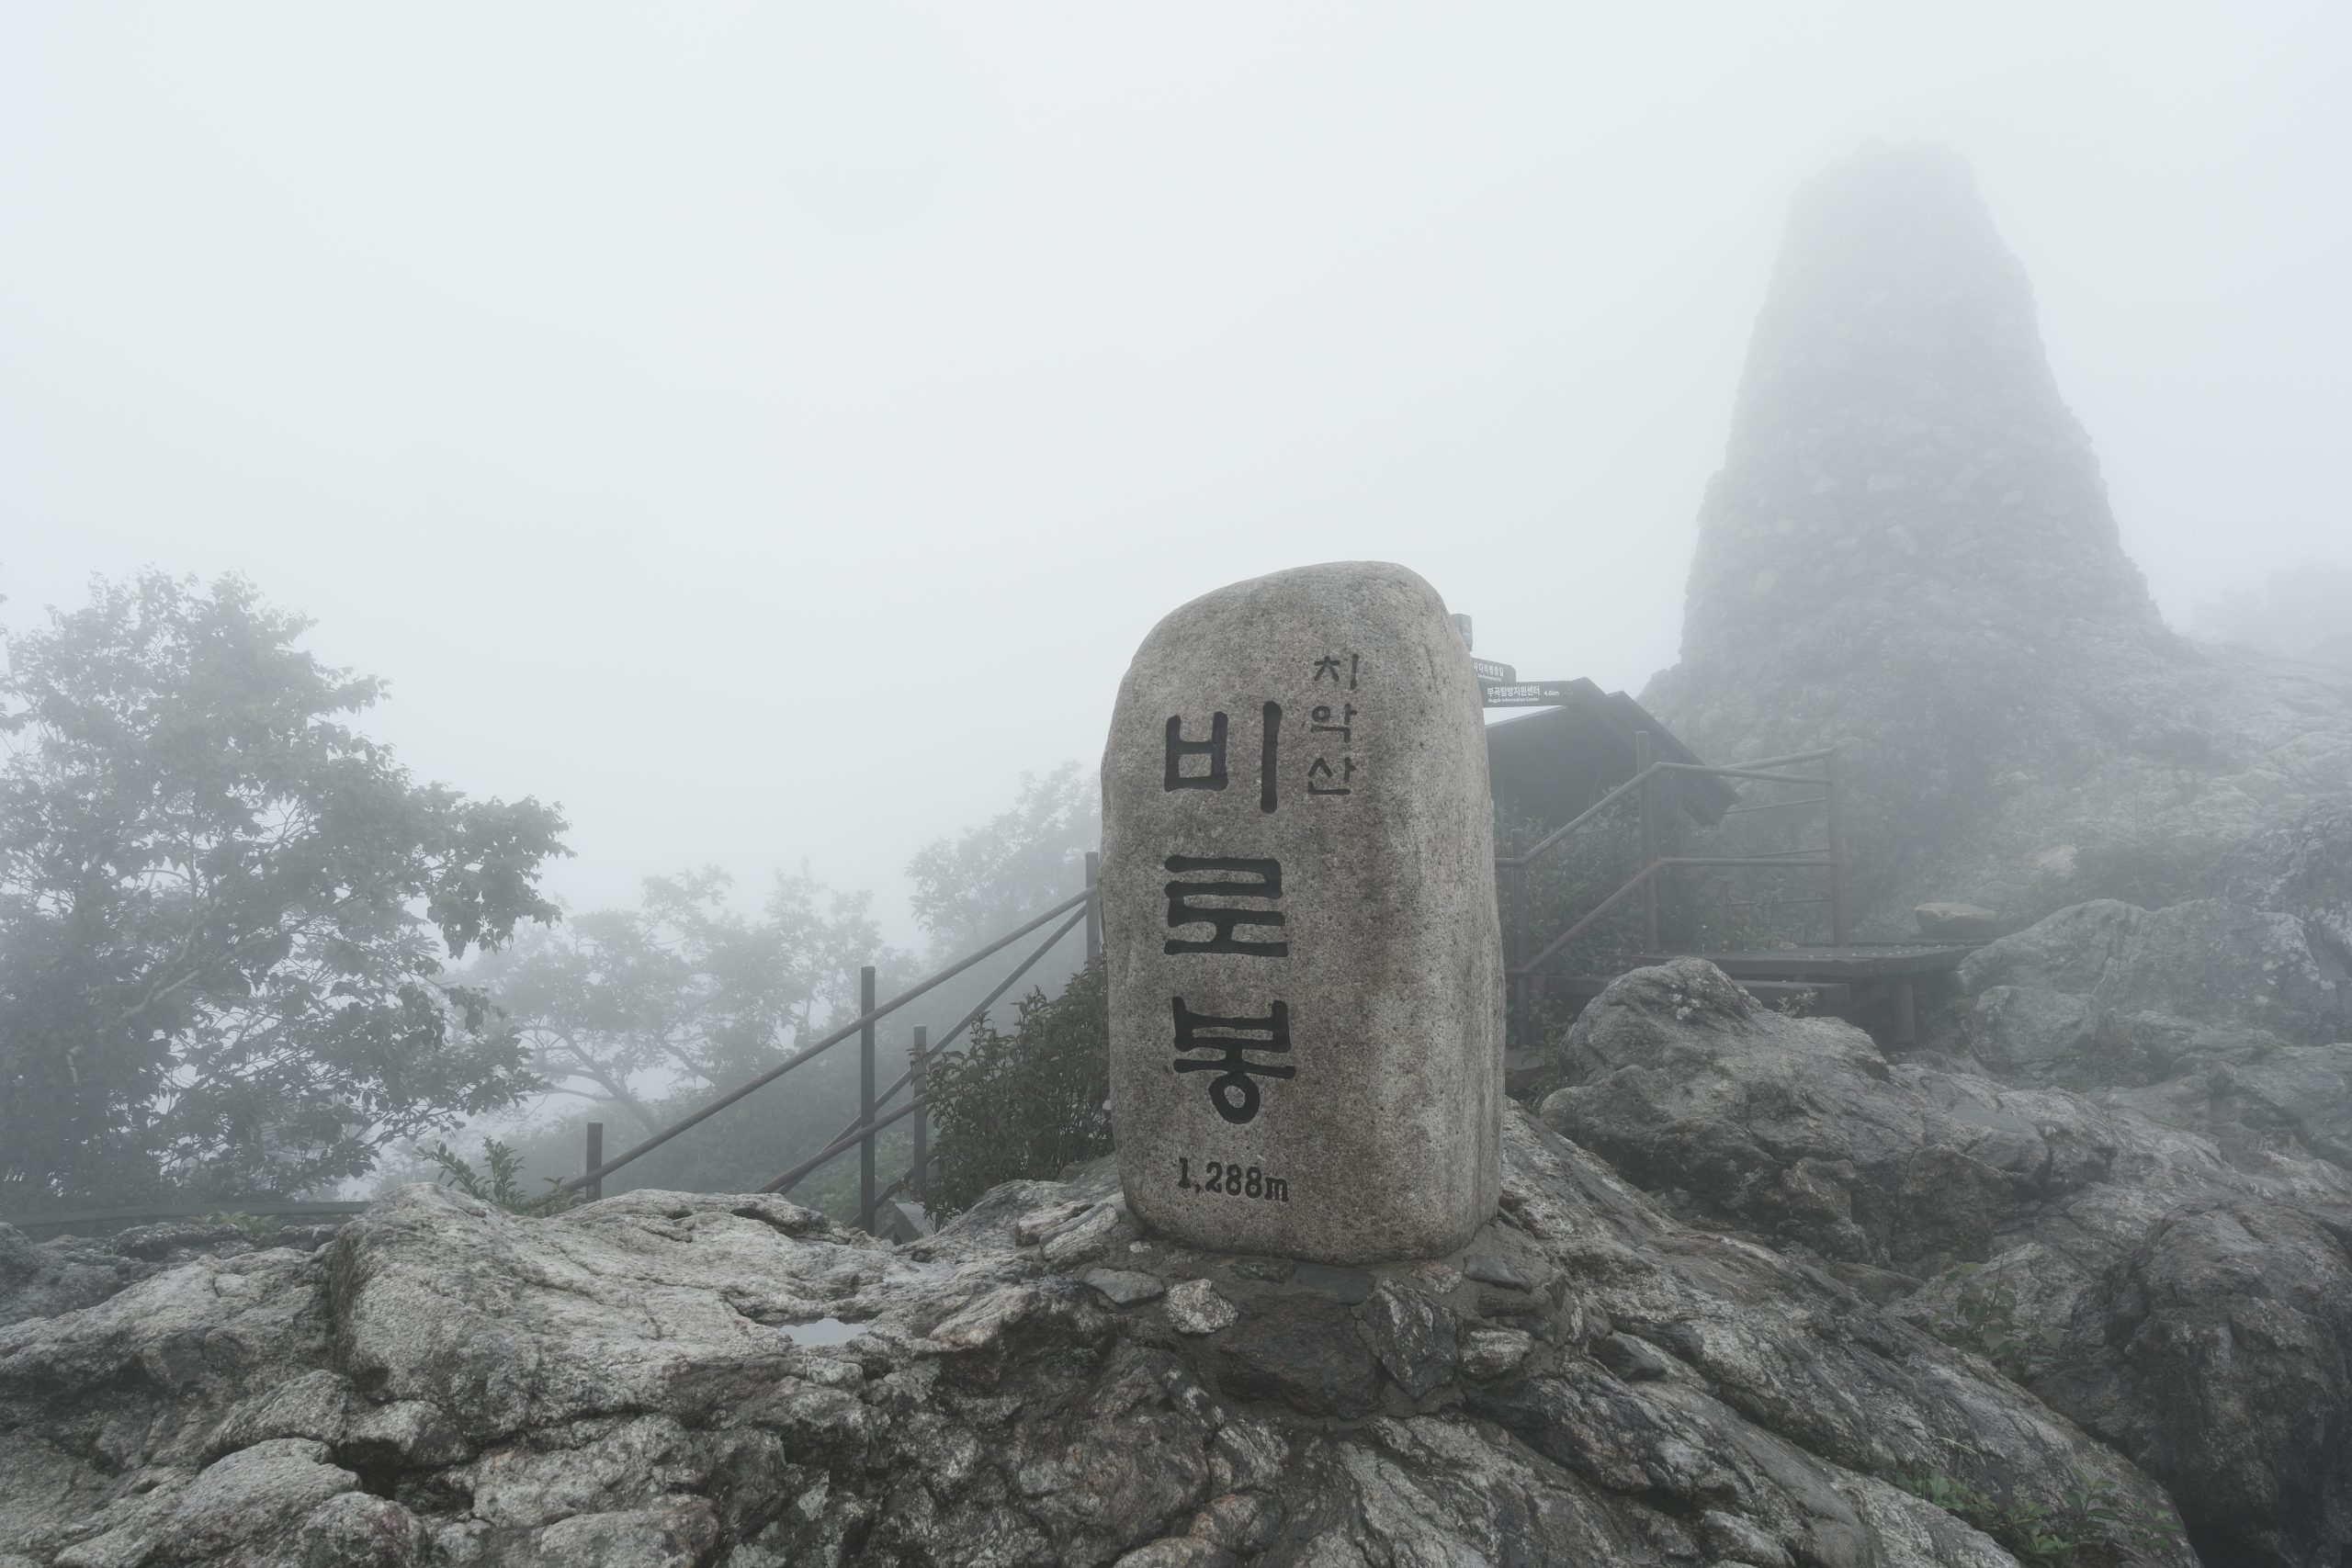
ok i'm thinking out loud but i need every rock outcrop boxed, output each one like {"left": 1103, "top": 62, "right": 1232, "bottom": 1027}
{"left": 1642, "top": 141, "right": 2352, "bottom": 942}
{"left": 1544, "top": 958, "right": 2352, "bottom": 1568}
{"left": 6, "top": 1120, "right": 2192, "bottom": 1567}
{"left": 1953, "top": 897, "right": 2342, "bottom": 1089}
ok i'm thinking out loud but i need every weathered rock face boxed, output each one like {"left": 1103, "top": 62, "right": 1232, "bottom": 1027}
{"left": 1542, "top": 957, "right": 2352, "bottom": 1568}
{"left": 1100, "top": 559, "right": 1502, "bottom": 1265}
{"left": 1642, "top": 141, "right": 2352, "bottom": 939}
{"left": 0, "top": 1219, "right": 343, "bottom": 1330}
{"left": 1954, "top": 897, "right": 2342, "bottom": 1089}
{"left": 5, "top": 1134, "right": 2192, "bottom": 1567}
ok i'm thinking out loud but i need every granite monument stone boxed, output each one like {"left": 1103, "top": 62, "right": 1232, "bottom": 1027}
{"left": 1101, "top": 560, "right": 1502, "bottom": 1264}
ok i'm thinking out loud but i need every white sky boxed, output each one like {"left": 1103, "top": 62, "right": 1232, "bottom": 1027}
{"left": 4, "top": 3, "right": 2346, "bottom": 940}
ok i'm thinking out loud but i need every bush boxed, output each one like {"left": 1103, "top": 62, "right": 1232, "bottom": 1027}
{"left": 1927, "top": 1264, "right": 2060, "bottom": 1382}
{"left": 427, "top": 1137, "right": 579, "bottom": 1216}
{"left": 1893, "top": 1466, "right": 2186, "bottom": 1568}
{"left": 922, "top": 957, "right": 1111, "bottom": 1217}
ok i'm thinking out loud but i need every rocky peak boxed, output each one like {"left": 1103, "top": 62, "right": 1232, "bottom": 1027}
{"left": 1684, "top": 141, "right": 2164, "bottom": 665}
{"left": 1646, "top": 142, "right": 2352, "bottom": 933}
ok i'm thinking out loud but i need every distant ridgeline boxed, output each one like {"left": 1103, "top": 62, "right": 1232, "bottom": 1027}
{"left": 1642, "top": 141, "right": 2352, "bottom": 957}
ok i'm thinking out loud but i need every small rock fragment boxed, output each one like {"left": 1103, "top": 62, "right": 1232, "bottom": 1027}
{"left": 1015, "top": 1201, "right": 1091, "bottom": 1246}
{"left": 1463, "top": 1254, "right": 1533, "bottom": 1290}
{"left": 1041, "top": 1203, "right": 1128, "bottom": 1268}
{"left": 1458, "top": 1327, "right": 1534, "bottom": 1380}
{"left": 1914, "top": 901, "right": 2001, "bottom": 942}
{"left": 1083, "top": 1269, "right": 1167, "bottom": 1306}
{"left": 1356, "top": 1281, "right": 1458, "bottom": 1398}
{"left": 1164, "top": 1279, "right": 1238, "bottom": 1336}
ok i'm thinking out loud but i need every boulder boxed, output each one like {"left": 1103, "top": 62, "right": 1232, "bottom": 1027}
{"left": 2039, "top": 1198, "right": 2352, "bottom": 1568}
{"left": 3, "top": 1137, "right": 2190, "bottom": 1567}
{"left": 1956, "top": 897, "right": 2337, "bottom": 1089}
{"left": 1914, "top": 902, "right": 2000, "bottom": 942}
{"left": 1542, "top": 956, "right": 2352, "bottom": 1568}
{"left": 2103, "top": 1043, "right": 2352, "bottom": 1174}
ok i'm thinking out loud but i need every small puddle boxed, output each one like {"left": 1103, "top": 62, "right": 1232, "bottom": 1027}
{"left": 782, "top": 1316, "right": 867, "bottom": 1346}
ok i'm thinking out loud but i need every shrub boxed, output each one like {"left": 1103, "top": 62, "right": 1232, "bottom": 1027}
{"left": 1928, "top": 1259, "right": 2060, "bottom": 1382}
{"left": 1893, "top": 1466, "right": 2186, "bottom": 1567}
{"left": 922, "top": 957, "right": 1110, "bottom": 1217}
{"left": 1928, "top": 1264, "right": 2060, "bottom": 1382}
{"left": 427, "top": 1137, "right": 579, "bottom": 1215}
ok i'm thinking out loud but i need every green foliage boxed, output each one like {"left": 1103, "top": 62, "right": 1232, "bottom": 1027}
{"left": 1894, "top": 1466, "right": 2185, "bottom": 1567}
{"left": 0, "top": 570, "right": 569, "bottom": 1208}
{"left": 922, "top": 957, "right": 1110, "bottom": 1217}
{"left": 201, "top": 1210, "right": 283, "bottom": 1245}
{"left": 1928, "top": 1265, "right": 2061, "bottom": 1382}
{"left": 426, "top": 1136, "right": 578, "bottom": 1215}
{"left": 455, "top": 863, "right": 908, "bottom": 1201}
{"left": 467, "top": 866, "right": 893, "bottom": 1135}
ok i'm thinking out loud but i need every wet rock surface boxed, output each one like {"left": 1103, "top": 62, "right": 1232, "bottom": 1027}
{"left": 1544, "top": 956, "right": 2352, "bottom": 1568}
{"left": 0, "top": 1219, "right": 343, "bottom": 1330}
{"left": 3, "top": 1119, "right": 2196, "bottom": 1567}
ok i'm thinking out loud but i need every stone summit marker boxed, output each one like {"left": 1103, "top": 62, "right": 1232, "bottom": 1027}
{"left": 1101, "top": 560, "right": 1503, "bottom": 1265}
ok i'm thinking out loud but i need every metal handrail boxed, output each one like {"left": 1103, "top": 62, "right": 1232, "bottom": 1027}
{"left": 760, "top": 1099, "right": 924, "bottom": 1194}
{"left": 1510, "top": 854, "right": 1837, "bottom": 979}
{"left": 775, "top": 902, "right": 1091, "bottom": 1199}
{"left": 1498, "top": 749, "right": 1834, "bottom": 869}
{"left": 1501, "top": 737, "right": 1846, "bottom": 989}
{"left": 556, "top": 885, "right": 1094, "bottom": 1195}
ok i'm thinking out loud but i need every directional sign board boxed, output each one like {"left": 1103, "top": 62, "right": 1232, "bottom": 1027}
{"left": 1480, "top": 680, "right": 1578, "bottom": 708}
{"left": 1469, "top": 657, "right": 1517, "bottom": 685}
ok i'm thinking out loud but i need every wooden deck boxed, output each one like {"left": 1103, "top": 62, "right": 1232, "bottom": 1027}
{"left": 1655, "top": 943, "right": 1977, "bottom": 981}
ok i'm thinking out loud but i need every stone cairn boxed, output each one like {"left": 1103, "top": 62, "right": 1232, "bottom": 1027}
{"left": 1099, "top": 560, "right": 1503, "bottom": 1264}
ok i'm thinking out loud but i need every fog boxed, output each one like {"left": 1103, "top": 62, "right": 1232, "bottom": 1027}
{"left": 4, "top": 3, "right": 2346, "bottom": 936}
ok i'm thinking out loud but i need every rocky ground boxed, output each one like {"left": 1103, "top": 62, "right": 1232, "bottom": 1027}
{"left": 1544, "top": 956, "right": 2352, "bottom": 1568}
{"left": 4, "top": 1083, "right": 2198, "bottom": 1568}
{"left": 13, "top": 932, "right": 2348, "bottom": 1565}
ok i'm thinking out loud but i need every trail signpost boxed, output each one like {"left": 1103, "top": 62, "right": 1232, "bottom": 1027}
{"left": 1477, "top": 681, "right": 1582, "bottom": 707}
{"left": 1101, "top": 561, "right": 1503, "bottom": 1264}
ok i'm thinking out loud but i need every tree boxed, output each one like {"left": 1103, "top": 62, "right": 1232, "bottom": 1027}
{"left": 2192, "top": 558, "right": 2352, "bottom": 665}
{"left": 905, "top": 762, "right": 1099, "bottom": 960}
{"left": 921, "top": 957, "right": 1109, "bottom": 1216}
{"left": 0, "top": 571, "right": 569, "bottom": 1207}
{"left": 465, "top": 865, "right": 892, "bottom": 1140}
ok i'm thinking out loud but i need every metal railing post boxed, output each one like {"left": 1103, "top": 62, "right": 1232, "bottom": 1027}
{"left": 1635, "top": 731, "right": 1660, "bottom": 953}
{"left": 858, "top": 964, "right": 877, "bottom": 1234}
{"left": 1083, "top": 851, "right": 1102, "bottom": 964}
{"left": 1505, "top": 825, "right": 1529, "bottom": 1046}
{"left": 1823, "top": 749, "right": 1846, "bottom": 944}
{"left": 584, "top": 1122, "right": 604, "bottom": 1201}
{"left": 910, "top": 1026, "right": 929, "bottom": 1201}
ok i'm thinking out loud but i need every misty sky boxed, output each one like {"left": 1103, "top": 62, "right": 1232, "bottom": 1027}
{"left": 4, "top": 4, "right": 2346, "bottom": 940}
